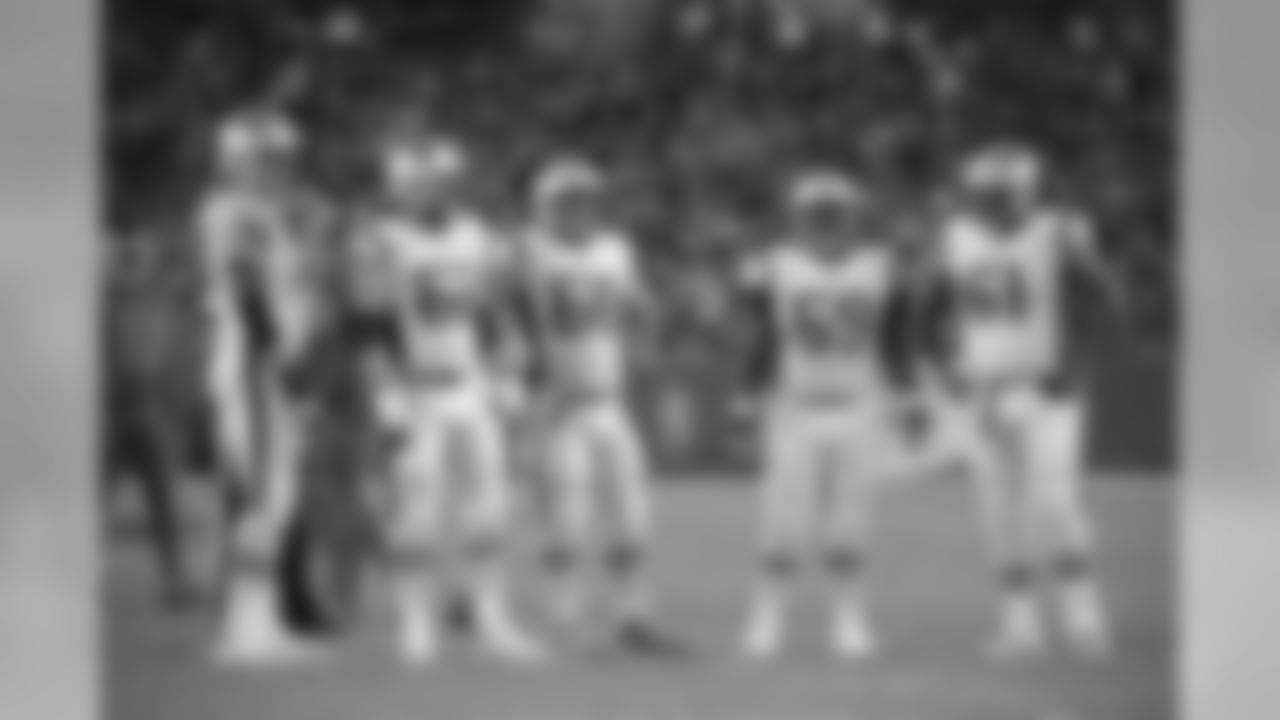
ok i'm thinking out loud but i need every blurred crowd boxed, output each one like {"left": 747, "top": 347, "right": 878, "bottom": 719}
{"left": 105, "top": 0, "right": 1175, "bottom": 410}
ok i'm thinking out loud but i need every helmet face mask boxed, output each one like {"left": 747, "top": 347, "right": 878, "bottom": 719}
{"left": 390, "top": 172, "right": 454, "bottom": 218}
{"left": 969, "top": 184, "right": 1028, "bottom": 228}
{"left": 215, "top": 111, "right": 300, "bottom": 190}
{"left": 959, "top": 144, "right": 1044, "bottom": 229}
{"left": 795, "top": 200, "right": 854, "bottom": 252}
{"left": 532, "top": 158, "right": 605, "bottom": 241}
{"left": 543, "top": 189, "right": 601, "bottom": 241}
{"left": 785, "top": 170, "right": 870, "bottom": 255}
{"left": 383, "top": 139, "right": 466, "bottom": 220}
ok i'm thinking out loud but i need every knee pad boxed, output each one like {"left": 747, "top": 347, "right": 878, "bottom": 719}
{"left": 1051, "top": 546, "right": 1092, "bottom": 581}
{"left": 605, "top": 539, "right": 644, "bottom": 576}
{"left": 998, "top": 559, "right": 1034, "bottom": 592}
{"left": 541, "top": 541, "right": 578, "bottom": 575}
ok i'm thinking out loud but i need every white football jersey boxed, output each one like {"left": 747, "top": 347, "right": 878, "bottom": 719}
{"left": 744, "top": 242, "right": 897, "bottom": 400}
{"left": 525, "top": 229, "right": 640, "bottom": 396}
{"left": 938, "top": 209, "right": 1088, "bottom": 382}
{"left": 379, "top": 213, "right": 507, "bottom": 382}
{"left": 197, "top": 187, "right": 312, "bottom": 352}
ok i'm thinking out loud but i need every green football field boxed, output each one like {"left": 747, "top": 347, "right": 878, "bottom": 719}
{"left": 105, "top": 477, "right": 1173, "bottom": 720}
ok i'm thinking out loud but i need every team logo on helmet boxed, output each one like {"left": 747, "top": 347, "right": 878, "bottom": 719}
{"left": 959, "top": 143, "right": 1044, "bottom": 200}
{"left": 786, "top": 169, "right": 865, "bottom": 214}
{"left": 532, "top": 157, "right": 604, "bottom": 208}
{"left": 381, "top": 135, "right": 467, "bottom": 193}
{"left": 214, "top": 110, "right": 299, "bottom": 172}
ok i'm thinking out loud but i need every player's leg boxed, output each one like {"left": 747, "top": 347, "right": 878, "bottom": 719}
{"left": 384, "top": 389, "right": 450, "bottom": 662}
{"left": 599, "top": 401, "right": 675, "bottom": 649}
{"left": 205, "top": 327, "right": 254, "bottom": 603}
{"left": 455, "top": 389, "right": 546, "bottom": 662}
{"left": 444, "top": 383, "right": 537, "bottom": 636}
{"left": 742, "top": 400, "right": 819, "bottom": 658}
{"left": 888, "top": 377, "right": 968, "bottom": 485}
{"left": 1026, "top": 392, "right": 1111, "bottom": 654}
{"left": 214, "top": 375, "right": 315, "bottom": 663}
{"left": 132, "top": 384, "right": 197, "bottom": 608}
{"left": 822, "top": 404, "right": 884, "bottom": 659}
{"left": 542, "top": 401, "right": 597, "bottom": 628}
{"left": 974, "top": 388, "right": 1048, "bottom": 657}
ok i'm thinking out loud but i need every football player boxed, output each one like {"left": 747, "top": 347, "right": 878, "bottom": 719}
{"left": 920, "top": 143, "right": 1122, "bottom": 657}
{"left": 520, "top": 158, "right": 679, "bottom": 652}
{"left": 368, "top": 133, "right": 544, "bottom": 663}
{"left": 198, "top": 109, "right": 324, "bottom": 664}
{"left": 735, "top": 169, "right": 904, "bottom": 660}
{"left": 105, "top": 226, "right": 197, "bottom": 609}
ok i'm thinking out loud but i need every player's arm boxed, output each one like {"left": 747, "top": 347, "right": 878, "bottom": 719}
{"left": 899, "top": 226, "right": 960, "bottom": 399}
{"left": 195, "top": 195, "right": 259, "bottom": 391}
{"left": 345, "top": 214, "right": 407, "bottom": 389}
{"left": 1061, "top": 211, "right": 1128, "bottom": 318}
{"left": 385, "top": 228, "right": 427, "bottom": 384}
{"left": 880, "top": 251, "right": 923, "bottom": 394}
{"left": 620, "top": 244, "right": 667, "bottom": 371}
{"left": 194, "top": 195, "right": 237, "bottom": 330}
{"left": 490, "top": 265, "right": 536, "bottom": 380}
{"left": 730, "top": 250, "right": 777, "bottom": 407}
{"left": 1054, "top": 209, "right": 1137, "bottom": 389}
{"left": 476, "top": 228, "right": 539, "bottom": 394}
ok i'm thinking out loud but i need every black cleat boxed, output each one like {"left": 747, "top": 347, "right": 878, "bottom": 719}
{"left": 442, "top": 593, "right": 474, "bottom": 636}
{"left": 615, "top": 619, "right": 690, "bottom": 659}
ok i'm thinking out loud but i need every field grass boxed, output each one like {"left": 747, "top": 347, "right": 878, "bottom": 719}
{"left": 105, "top": 476, "right": 1173, "bottom": 720}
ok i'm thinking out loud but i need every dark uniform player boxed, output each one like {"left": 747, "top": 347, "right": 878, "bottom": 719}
{"left": 105, "top": 227, "right": 199, "bottom": 608}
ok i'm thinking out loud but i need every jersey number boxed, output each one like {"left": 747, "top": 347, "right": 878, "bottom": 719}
{"left": 413, "top": 274, "right": 467, "bottom": 322}
{"left": 961, "top": 266, "right": 1029, "bottom": 320}
{"left": 786, "top": 293, "right": 876, "bottom": 354}
{"left": 546, "top": 283, "right": 615, "bottom": 336}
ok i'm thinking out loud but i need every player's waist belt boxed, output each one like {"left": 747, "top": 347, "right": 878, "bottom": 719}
{"left": 543, "top": 382, "right": 628, "bottom": 408}
{"left": 773, "top": 385, "right": 873, "bottom": 408}
{"left": 404, "top": 365, "right": 476, "bottom": 387}
{"left": 949, "top": 366, "right": 1080, "bottom": 398}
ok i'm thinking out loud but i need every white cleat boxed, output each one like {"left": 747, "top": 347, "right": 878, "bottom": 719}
{"left": 831, "top": 613, "right": 879, "bottom": 661}
{"left": 1063, "top": 613, "right": 1114, "bottom": 659}
{"left": 741, "top": 617, "right": 784, "bottom": 661}
{"left": 985, "top": 597, "right": 1049, "bottom": 660}
{"left": 477, "top": 618, "right": 549, "bottom": 665}
{"left": 1067, "top": 627, "right": 1113, "bottom": 659}
{"left": 396, "top": 603, "right": 442, "bottom": 665}
{"left": 986, "top": 620, "right": 1048, "bottom": 661}
{"left": 399, "top": 625, "right": 441, "bottom": 665}
{"left": 212, "top": 631, "right": 327, "bottom": 668}
{"left": 212, "top": 588, "right": 327, "bottom": 668}
{"left": 1061, "top": 589, "right": 1114, "bottom": 659}
{"left": 481, "top": 631, "right": 548, "bottom": 665}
